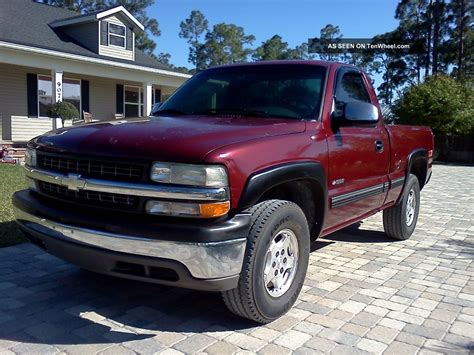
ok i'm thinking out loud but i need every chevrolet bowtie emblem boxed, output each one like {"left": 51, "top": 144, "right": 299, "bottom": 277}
{"left": 61, "top": 173, "right": 86, "bottom": 191}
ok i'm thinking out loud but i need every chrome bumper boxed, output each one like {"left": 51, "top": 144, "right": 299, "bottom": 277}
{"left": 14, "top": 206, "right": 246, "bottom": 280}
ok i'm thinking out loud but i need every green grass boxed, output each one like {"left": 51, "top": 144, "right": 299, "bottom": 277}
{"left": 0, "top": 164, "right": 27, "bottom": 247}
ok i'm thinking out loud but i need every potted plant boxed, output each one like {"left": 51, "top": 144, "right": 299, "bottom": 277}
{"left": 48, "top": 101, "right": 79, "bottom": 127}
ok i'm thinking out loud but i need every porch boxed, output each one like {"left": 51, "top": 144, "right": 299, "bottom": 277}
{"left": 0, "top": 45, "right": 189, "bottom": 142}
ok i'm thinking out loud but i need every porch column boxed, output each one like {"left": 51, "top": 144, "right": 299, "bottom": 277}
{"left": 51, "top": 69, "right": 63, "bottom": 129}
{"left": 143, "top": 82, "right": 153, "bottom": 117}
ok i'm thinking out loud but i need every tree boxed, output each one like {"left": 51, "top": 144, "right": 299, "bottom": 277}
{"left": 289, "top": 42, "right": 316, "bottom": 60}
{"left": 309, "top": 24, "right": 345, "bottom": 62}
{"left": 393, "top": 75, "right": 474, "bottom": 135}
{"left": 253, "top": 35, "right": 290, "bottom": 61}
{"left": 48, "top": 101, "right": 80, "bottom": 127}
{"left": 154, "top": 53, "right": 192, "bottom": 74}
{"left": 395, "top": 0, "right": 428, "bottom": 83}
{"left": 156, "top": 52, "right": 172, "bottom": 66}
{"left": 201, "top": 23, "right": 255, "bottom": 68}
{"left": 34, "top": 0, "right": 160, "bottom": 56}
{"left": 179, "top": 10, "right": 209, "bottom": 71}
{"left": 253, "top": 36, "right": 315, "bottom": 61}
{"left": 445, "top": 0, "right": 474, "bottom": 80}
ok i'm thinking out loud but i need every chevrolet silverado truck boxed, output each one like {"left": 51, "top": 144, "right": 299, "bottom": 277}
{"left": 13, "top": 61, "right": 433, "bottom": 323}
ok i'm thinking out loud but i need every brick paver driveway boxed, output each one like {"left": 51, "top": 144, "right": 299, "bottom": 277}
{"left": 0, "top": 164, "right": 473, "bottom": 354}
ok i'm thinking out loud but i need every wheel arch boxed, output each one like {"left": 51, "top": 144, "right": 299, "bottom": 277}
{"left": 406, "top": 148, "right": 428, "bottom": 190}
{"left": 237, "top": 161, "right": 327, "bottom": 240}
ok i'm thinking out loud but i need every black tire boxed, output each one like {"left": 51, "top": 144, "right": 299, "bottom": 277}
{"left": 383, "top": 174, "right": 420, "bottom": 240}
{"left": 222, "top": 200, "right": 310, "bottom": 323}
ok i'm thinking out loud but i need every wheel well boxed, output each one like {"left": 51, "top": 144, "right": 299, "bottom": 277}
{"left": 257, "top": 179, "right": 325, "bottom": 241}
{"left": 410, "top": 157, "right": 428, "bottom": 190}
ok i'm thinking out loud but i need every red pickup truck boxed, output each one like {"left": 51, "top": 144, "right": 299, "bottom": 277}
{"left": 13, "top": 61, "right": 433, "bottom": 323}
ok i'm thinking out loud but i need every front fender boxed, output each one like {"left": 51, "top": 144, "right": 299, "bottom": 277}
{"left": 237, "top": 161, "right": 327, "bottom": 213}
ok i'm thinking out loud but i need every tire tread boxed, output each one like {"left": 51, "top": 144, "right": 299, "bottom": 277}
{"left": 222, "top": 200, "right": 295, "bottom": 323}
{"left": 383, "top": 174, "right": 419, "bottom": 240}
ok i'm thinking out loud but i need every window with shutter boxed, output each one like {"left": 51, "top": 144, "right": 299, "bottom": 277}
{"left": 126, "top": 27, "right": 133, "bottom": 50}
{"left": 100, "top": 20, "right": 108, "bottom": 45}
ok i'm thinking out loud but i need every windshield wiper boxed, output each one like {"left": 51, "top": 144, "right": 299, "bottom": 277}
{"left": 199, "top": 108, "right": 269, "bottom": 117}
{"left": 198, "top": 108, "right": 301, "bottom": 120}
{"left": 153, "top": 108, "right": 188, "bottom": 116}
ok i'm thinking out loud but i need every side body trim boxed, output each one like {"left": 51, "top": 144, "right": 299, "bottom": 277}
{"left": 390, "top": 176, "right": 405, "bottom": 189}
{"left": 331, "top": 183, "right": 385, "bottom": 208}
{"left": 331, "top": 177, "right": 404, "bottom": 209}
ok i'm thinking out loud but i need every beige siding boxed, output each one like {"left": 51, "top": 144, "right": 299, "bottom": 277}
{"left": 0, "top": 64, "right": 49, "bottom": 140}
{"left": 161, "top": 86, "right": 176, "bottom": 102}
{"left": 62, "top": 22, "right": 99, "bottom": 53}
{"left": 99, "top": 16, "right": 134, "bottom": 61}
{"left": 11, "top": 117, "right": 72, "bottom": 142}
{"left": 0, "top": 63, "right": 182, "bottom": 141}
{"left": 11, "top": 116, "right": 53, "bottom": 142}
{"left": 106, "top": 15, "right": 127, "bottom": 26}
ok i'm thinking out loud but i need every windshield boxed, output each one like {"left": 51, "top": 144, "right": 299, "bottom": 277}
{"left": 155, "top": 64, "right": 327, "bottom": 120}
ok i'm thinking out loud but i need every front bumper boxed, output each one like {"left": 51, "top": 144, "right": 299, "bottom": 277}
{"left": 13, "top": 190, "right": 250, "bottom": 291}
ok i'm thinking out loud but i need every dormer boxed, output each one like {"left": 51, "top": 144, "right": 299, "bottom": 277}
{"left": 50, "top": 6, "right": 144, "bottom": 62}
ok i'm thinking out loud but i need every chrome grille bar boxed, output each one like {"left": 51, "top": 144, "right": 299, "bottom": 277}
{"left": 25, "top": 166, "right": 230, "bottom": 202}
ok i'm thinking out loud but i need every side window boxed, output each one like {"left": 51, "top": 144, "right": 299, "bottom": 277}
{"left": 335, "top": 72, "right": 371, "bottom": 105}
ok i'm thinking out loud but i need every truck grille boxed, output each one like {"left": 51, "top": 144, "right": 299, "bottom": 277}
{"left": 38, "top": 181, "right": 139, "bottom": 210}
{"left": 37, "top": 153, "right": 145, "bottom": 182}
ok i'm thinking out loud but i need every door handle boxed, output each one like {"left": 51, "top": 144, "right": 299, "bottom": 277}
{"left": 375, "top": 140, "right": 384, "bottom": 153}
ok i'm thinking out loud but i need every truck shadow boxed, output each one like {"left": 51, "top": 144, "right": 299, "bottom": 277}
{"left": 0, "top": 239, "right": 265, "bottom": 347}
{"left": 0, "top": 220, "right": 435, "bottom": 347}
{"left": 324, "top": 222, "right": 395, "bottom": 244}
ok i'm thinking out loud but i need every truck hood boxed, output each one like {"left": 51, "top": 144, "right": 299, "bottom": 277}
{"left": 34, "top": 115, "right": 306, "bottom": 162}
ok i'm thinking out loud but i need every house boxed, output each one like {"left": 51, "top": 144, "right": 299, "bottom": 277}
{"left": 0, "top": 0, "right": 191, "bottom": 142}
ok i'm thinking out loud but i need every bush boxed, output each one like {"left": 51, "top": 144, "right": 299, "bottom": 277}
{"left": 393, "top": 76, "right": 474, "bottom": 135}
{"left": 48, "top": 101, "right": 79, "bottom": 126}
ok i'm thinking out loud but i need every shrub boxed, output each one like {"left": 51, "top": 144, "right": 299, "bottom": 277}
{"left": 393, "top": 76, "right": 474, "bottom": 135}
{"left": 48, "top": 101, "right": 79, "bottom": 127}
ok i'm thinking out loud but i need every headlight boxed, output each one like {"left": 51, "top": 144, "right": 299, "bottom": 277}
{"left": 25, "top": 148, "right": 37, "bottom": 167}
{"left": 150, "top": 162, "right": 228, "bottom": 187}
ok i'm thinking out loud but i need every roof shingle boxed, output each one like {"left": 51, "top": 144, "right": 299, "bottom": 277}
{"left": 0, "top": 0, "right": 171, "bottom": 71}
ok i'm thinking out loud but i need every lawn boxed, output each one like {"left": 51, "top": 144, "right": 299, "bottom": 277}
{"left": 0, "top": 164, "right": 27, "bottom": 247}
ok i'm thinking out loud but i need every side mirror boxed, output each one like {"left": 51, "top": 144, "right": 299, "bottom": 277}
{"left": 343, "top": 101, "right": 379, "bottom": 123}
{"left": 150, "top": 102, "right": 161, "bottom": 116}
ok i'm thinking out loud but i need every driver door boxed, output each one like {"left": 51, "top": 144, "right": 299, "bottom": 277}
{"left": 324, "top": 68, "right": 390, "bottom": 230}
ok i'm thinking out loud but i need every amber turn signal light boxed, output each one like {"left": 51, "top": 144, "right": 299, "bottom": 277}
{"left": 199, "top": 201, "right": 231, "bottom": 218}
{"left": 146, "top": 200, "right": 230, "bottom": 218}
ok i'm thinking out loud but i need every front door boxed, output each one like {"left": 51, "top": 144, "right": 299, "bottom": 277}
{"left": 324, "top": 68, "right": 390, "bottom": 230}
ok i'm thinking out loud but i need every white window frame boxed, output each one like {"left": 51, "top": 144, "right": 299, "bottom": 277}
{"left": 36, "top": 75, "right": 82, "bottom": 118}
{"left": 124, "top": 85, "right": 143, "bottom": 117}
{"left": 108, "top": 23, "right": 126, "bottom": 48}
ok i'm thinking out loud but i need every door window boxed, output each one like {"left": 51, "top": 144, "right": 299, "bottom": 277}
{"left": 336, "top": 72, "right": 370, "bottom": 103}
{"left": 334, "top": 71, "right": 371, "bottom": 117}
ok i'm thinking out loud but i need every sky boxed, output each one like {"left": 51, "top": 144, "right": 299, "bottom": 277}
{"left": 148, "top": 0, "right": 401, "bottom": 89}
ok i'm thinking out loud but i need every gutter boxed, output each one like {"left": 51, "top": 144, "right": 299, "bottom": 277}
{"left": 0, "top": 41, "right": 191, "bottom": 79}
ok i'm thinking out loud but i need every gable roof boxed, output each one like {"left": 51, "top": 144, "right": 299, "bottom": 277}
{"left": 0, "top": 0, "right": 170, "bottom": 71}
{"left": 50, "top": 5, "right": 145, "bottom": 32}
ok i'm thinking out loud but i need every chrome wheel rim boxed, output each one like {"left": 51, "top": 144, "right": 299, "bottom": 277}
{"left": 406, "top": 188, "right": 416, "bottom": 226}
{"left": 263, "top": 228, "right": 299, "bottom": 298}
